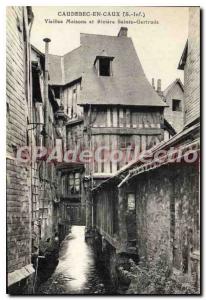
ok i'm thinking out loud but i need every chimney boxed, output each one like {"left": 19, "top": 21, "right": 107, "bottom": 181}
{"left": 157, "top": 79, "right": 161, "bottom": 93}
{"left": 152, "top": 78, "right": 155, "bottom": 90}
{"left": 43, "top": 37, "right": 51, "bottom": 147}
{"left": 118, "top": 27, "right": 128, "bottom": 37}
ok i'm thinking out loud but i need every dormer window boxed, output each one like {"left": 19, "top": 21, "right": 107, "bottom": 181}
{"left": 94, "top": 50, "right": 114, "bottom": 77}
{"left": 99, "top": 58, "right": 111, "bottom": 76}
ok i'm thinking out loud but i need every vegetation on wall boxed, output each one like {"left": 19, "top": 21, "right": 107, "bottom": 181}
{"left": 118, "top": 256, "right": 199, "bottom": 295}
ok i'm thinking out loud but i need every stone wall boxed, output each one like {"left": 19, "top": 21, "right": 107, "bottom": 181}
{"left": 134, "top": 167, "right": 172, "bottom": 266}
{"left": 132, "top": 162, "right": 199, "bottom": 284}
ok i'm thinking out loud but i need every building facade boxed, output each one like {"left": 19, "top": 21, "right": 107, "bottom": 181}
{"left": 152, "top": 78, "right": 184, "bottom": 134}
{"left": 92, "top": 7, "right": 200, "bottom": 293}
{"left": 47, "top": 27, "right": 176, "bottom": 230}
{"left": 6, "top": 8, "right": 69, "bottom": 293}
{"left": 6, "top": 6, "right": 35, "bottom": 293}
{"left": 163, "top": 79, "right": 185, "bottom": 133}
{"left": 30, "top": 45, "right": 69, "bottom": 256}
{"left": 178, "top": 8, "right": 200, "bottom": 127}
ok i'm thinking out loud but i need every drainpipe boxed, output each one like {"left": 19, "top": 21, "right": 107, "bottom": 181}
{"left": 43, "top": 38, "right": 51, "bottom": 148}
{"left": 117, "top": 172, "right": 131, "bottom": 252}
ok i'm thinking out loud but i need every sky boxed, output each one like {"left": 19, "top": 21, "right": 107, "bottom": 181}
{"left": 31, "top": 6, "right": 189, "bottom": 90}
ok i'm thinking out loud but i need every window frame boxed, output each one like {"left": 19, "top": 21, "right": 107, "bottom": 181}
{"left": 68, "top": 172, "right": 81, "bottom": 195}
{"left": 99, "top": 57, "right": 111, "bottom": 77}
{"left": 127, "top": 193, "right": 136, "bottom": 211}
{"left": 172, "top": 99, "right": 182, "bottom": 112}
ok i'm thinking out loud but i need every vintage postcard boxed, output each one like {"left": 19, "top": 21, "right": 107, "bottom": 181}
{"left": 6, "top": 6, "right": 200, "bottom": 295}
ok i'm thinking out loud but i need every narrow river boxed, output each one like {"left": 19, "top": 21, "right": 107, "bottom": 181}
{"left": 36, "top": 226, "right": 115, "bottom": 295}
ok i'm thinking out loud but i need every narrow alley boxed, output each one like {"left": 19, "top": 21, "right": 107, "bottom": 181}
{"left": 6, "top": 6, "right": 200, "bottom": 295}
{"left": 37, "top": 226, "right": 115, "bottom": 295}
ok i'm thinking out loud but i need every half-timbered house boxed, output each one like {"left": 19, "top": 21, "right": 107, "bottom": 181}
{"left": 47, "top": 27, "right": 170, "bottom": 229}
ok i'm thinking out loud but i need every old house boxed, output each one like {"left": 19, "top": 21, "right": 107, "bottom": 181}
{"left": 152, "top": 77, "right": 184, "bottom": 135}
{"left": 47, "top": 27, "right": 177, "bottom": 231}
{"left": 6, "top": 8, "right": 69, "bottom": 293}
{"left": 6, "top": 6, "right": 35, "bottom": 293}
{"left": 30, "top": 44, "right": 69, "bottom": 251}
{"left": 163, "top": 78, "right": 185, "bottom": 133}
{"left": 92, "top": 7, "right": 200, "bottom": 292}
{"left": 62, "top": 117, "right": 85, "bottom": 226}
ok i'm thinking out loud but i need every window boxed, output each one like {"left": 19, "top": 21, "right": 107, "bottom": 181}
{"left": 99, "top": 58, "right": 111, "bottom": 76}
{"left": 127, "top": 193, "right": 135, "bottom": 211}
{"left": 74, "top": 173, "right": 80, "bottom": 193}
{"left": 172, "top": 99, "right": 182, "bottom": 112}
{"left": 68, "top": 173, "right": 74, "bottom": 193}
{"left": 72, "top": 88, "right": 77, "bottom": 117}
{"left": 68, "top": 172, "right": 81, "bottom": 194}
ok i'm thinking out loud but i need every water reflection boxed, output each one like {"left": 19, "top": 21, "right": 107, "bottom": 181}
{"left": 58, "top": 226, "right": 94, "bottom": 291}
{"left": 37, "top": 226, "right": 114, "bottom": 294}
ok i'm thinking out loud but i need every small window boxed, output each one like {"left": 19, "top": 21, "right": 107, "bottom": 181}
{"left": 172, "top": 99, "right": 182, "bottom": 112}
{"left": 68, "top": 172, "right": 81, "bottom": 194}
{"left": 127, "top": 193, "right": 135, "bottom": 211}
{"left": 99, "top": 58, "right": 111, "bottom": 76}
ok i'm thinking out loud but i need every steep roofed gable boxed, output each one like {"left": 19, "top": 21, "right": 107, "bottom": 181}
{"left": 48, "top": 29, "right": 167, "bottom": 107}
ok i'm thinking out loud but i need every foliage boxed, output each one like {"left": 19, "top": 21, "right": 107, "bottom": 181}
{"left": 119, "top": 256, "right": 199, "bottom": 295}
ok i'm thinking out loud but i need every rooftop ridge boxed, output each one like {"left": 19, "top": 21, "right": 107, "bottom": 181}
{"left": 48, "top": 53, "right": 63, "bottom": 58}
{"left": 163, "top": 78, "right": 184, "bottom": 96}
{"left": 80, "top": 32, "right": 130, "bottom": 38}
{"left": 63, "top": 46, "right": 81, "bottom": 58}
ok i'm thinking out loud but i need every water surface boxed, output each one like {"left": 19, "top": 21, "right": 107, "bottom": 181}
{"left": 37, "top": 226, "right": 114, "bottom": 294}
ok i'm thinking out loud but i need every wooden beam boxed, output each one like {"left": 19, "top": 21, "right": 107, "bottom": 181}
{"left": 119, "top": 108, "right": 124, "bottom": 128}
{"left": 96, "top": 226, "right": 120, "bottom": 249}
{"left": 107, "top": 108, "right": 111, "bottom": 127}
{"left": 91, "top": 127, "right": 163, "bottom": 135}
{"left": 112, "top": 108, "right": 118, "bottom": 127}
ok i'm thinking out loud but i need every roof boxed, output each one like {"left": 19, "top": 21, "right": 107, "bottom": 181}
{"left": 178, "top": 40, "right": 188, "bottom": 70}
{"left": 31, "top": 44, "right": 44, "bottom": 57}
{"left": 163, "top": 78, "right": 184, "bottom": 97}
{"left": 63, "top": 46, "right": 82, "bottom": 85}
{"left": 48, "top": 54, "right": 64, "bottom": 85}
{"left": 48, "top": 31, "right": 167, "bottom": 107}
{"left": 164, "top": 119, "right": 176, "bottom": 135}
